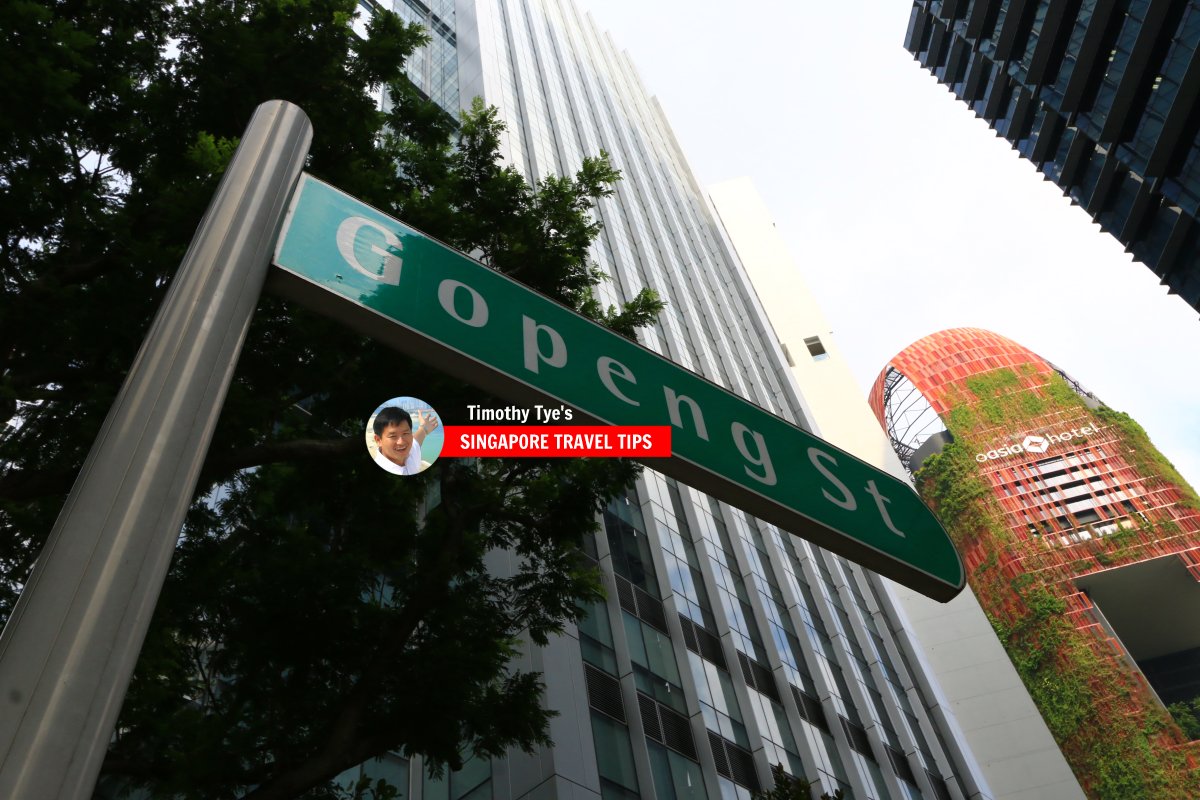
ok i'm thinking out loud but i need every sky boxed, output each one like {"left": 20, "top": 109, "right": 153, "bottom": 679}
{"left": 576, "top": 0, "right": 1200, "bottom": 487}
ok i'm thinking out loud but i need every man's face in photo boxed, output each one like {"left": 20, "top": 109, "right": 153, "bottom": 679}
{"left": 376, "top": 420, "right": 414, "bottom": 466}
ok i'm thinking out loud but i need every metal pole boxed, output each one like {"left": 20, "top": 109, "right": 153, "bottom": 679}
{"left": 0, "top": 100, "right": 312, "bottom": 799}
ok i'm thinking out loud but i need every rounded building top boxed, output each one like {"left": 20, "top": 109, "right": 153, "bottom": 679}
{"left": 868, "top": 327, "right": 1053, "bottom": 423}
{"left": 867, "top": 328, "right": 1057, "bottom": 470}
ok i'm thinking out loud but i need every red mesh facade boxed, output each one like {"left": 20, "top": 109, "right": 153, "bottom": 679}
{"left": 867, "top": 327, "right": 1053, "bottom": 421}
{"left": 871, "top": 328, "right": 1200, "bottom": 797}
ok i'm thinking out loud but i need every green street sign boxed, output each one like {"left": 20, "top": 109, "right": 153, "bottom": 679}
{"left": 272, "top": 174, "right": 965, "bottom": 601}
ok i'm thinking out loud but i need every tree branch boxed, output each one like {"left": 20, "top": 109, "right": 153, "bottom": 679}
{"left": 198, "top": 436, "right": 361, "bottom": 485}
{"left": 238, "top": 729, "right": 401, "bottom": 800}
{"left": 0, "top": 466, "right": 77, "bottom": 503}
{"left": 0, "top": 437, "right": 362, "bottom": 504}
{"left": 239, "top": 466, "right": 482, "bottom": 799}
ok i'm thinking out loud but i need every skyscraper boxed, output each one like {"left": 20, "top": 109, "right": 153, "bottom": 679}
{"left": 903, "top": 1, "right": 1200, "bottom": 314}
{"left": 870, "top": 328, "right": 1200, "bottom": 797}
{"left": 337, "top": 1, "right": 995, "bottom": 798}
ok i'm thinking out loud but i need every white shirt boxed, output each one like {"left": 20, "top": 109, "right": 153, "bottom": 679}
{"left": 373, "top": 438, "right": 423, "bottom": 475}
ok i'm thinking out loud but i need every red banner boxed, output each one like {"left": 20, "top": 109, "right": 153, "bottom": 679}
{"left": 441, "top": 426, "right": 671, "bottom": 458}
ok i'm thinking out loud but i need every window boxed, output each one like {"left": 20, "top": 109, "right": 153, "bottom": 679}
{"left": 592, "top": 713, "right": 641, "bottom": 797}
{"left": 423, "top": 753, "right": 489, "bottom": 800}
{"left": 625, "top": 613, "right": 685, "bottom": 712}
{"left": 648, "top": 739, "right": 707, "bottom": 799}
{"left": 803, "top": 336, "right": 829, "bottom": 361}
{"left": 335, "top": 754, "right": 409, "bottom": 798}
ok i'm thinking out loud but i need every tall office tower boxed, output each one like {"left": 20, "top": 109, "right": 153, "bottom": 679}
{"left": 870, "top": 328, "right": 1200, "bottom": 798}
{"left": 343, "top": 1, "right": 988, "bottom": 798}
{"left": 903, "top": 1, "right": 1200, "bottom": 314}
{"left": 375, "top": 0, "right": 460, "bottom": 114}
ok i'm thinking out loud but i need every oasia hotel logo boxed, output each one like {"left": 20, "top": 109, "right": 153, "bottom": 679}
{"left": 1021, "top": 435, "right": 1049, "bottom": 453}
{"left": 975, "top": 426, "right": 1098, "bottom": 462}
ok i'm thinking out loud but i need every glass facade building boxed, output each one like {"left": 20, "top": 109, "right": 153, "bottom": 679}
{"left": 904, "top": 0, "right": 1200, "bottom": 314}
{"left": 870, "top": 328, "right": 1200, "bottom": 797}
{"left": 358, "top": 0, "right": 461, "bottom": 113}
{"left": 351, "top": 1, "right": 992, "bottom": 797}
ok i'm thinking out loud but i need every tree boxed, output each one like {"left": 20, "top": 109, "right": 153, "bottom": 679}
{"left": 0, "top": 1, "right": 662, "bottom": 797}
{"left": 752, "top": 763, "right": 846, "bottom": 800}
{"left": 1167, "top": 698, "right": 1200, "bottom": 741}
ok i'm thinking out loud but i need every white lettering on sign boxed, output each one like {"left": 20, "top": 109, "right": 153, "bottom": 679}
{"left": 336, "top": 216, "right": 403, "bottom": 285}
{"left": 276, "top": 182, "right": 968, "bottom": 597}
{"left": 597, "top": 356, "right": 640, "bottom": 406}
{"left": 335, "top": 220, "right": 911, "bottom": 541}
{"left": 732, "top": 423, "right": 776, "bottom": 486}
{"left": 865, "top": 480, "right": 905, "bottom": 538}
{"left": 808, "top": 449, "right": 906, "bottom": 537}
{"left": 808, "top": 448, "right": 856, "bottom": 510}
{"left": 522, "top": 316, "right": 568, "bottom": 374}
{"left": 974, "top": 425, "right": 1098, "bottom": 462}
{"left": 663, "top": 387, "right": 709, "bottom": 442}
{"left": 437, "top": 279, "right": 489, "bottom": 327}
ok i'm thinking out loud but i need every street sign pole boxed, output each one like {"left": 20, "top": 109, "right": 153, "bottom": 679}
{"left": 0, "top": 100, "right": 311, "bottom": 799}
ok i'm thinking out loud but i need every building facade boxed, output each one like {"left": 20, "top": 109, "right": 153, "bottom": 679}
{"left": 903, "top": 0, "right": 1200, "bottom": 314}
{"left": 712, "top": 180, "right": 1082, "bottom": 800}
{"left": 869, "top": 328, "right": 1200, "bottom": 798}
{"left": 341, "top": 1, "right": 994, "bottom": 798}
